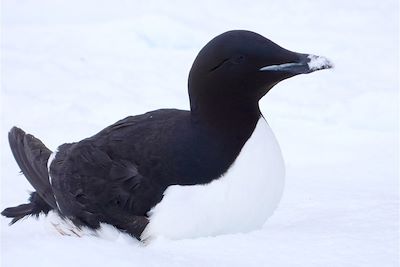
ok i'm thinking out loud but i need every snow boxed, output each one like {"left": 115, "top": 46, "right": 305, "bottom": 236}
{"left": 142, "top": 118, "right": 284, "bottom": 240}
{"left": 1, "top": 0, "right": 398, "bottom": 266}
{"left": 307, "top": 55, "right": 333, "bottom": 71}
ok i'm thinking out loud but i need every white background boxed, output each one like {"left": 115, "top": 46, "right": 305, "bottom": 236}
{"left": 1, "top": 0, "right": 398, "bottom": 266}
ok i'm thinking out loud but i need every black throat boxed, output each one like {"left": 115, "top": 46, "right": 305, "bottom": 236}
{"left": 181, "top": 82, "right": 261, "bottom": 185}
{"left": 190, "top": 88, "right": 261, "bottom": 132}
{"left": 188, "top": 70, "right": 262, "bottom": 133}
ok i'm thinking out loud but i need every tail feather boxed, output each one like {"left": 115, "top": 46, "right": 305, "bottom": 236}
{"left": 8, "top": 127, "right": 57, "bottom": 209}
{"left": 2, "top": 127, "right": 57, "bottom": 224}
{"left": 2, "top": 192, "right": 52, "bottom": 224}
{"left": 2, "top": 204, "right": 33, "bottom": 224}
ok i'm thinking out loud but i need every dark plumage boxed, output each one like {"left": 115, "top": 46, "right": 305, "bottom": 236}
{"left": 1, "top": 30, "right": 332, "bottom": 240}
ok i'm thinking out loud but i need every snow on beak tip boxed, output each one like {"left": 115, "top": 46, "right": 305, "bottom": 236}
{"left": 307, "top": 54, "right": 334, "bottom": 71}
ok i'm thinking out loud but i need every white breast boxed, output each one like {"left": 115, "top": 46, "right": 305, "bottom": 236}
{"left": 141, "top": 117, "right": 285, "bottom": 240}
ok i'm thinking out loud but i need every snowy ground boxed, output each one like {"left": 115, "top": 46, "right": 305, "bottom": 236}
{"left": 1, "top": 0, "right": 399, "bottom": 266}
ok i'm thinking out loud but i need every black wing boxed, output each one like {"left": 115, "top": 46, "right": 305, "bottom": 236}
{"left": 49, "top": 140, "right": 163, "bottom": 239}
{"left": 49, "top": 109, "right": 201, "bottom": 239}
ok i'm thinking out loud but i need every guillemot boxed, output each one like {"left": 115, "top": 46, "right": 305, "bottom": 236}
{"left": 1, "top": 30, "right": 333, "bottom": 241}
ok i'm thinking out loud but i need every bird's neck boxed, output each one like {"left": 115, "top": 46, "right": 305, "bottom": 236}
{"left": 189, "top": 91, "right": 261, "bottom": 138}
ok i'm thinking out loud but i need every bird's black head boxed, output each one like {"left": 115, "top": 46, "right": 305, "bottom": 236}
{"left": 188, "top": 30, "right": 333, "bottom": 121}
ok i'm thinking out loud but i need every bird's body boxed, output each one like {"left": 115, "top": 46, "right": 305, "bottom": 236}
{"left": 143, "top": 117, "right": 284, "bottom": 240}
{"left": 2, "top": 30, "right": 332, "bottom": 241}
{"left": 48, "top": 107, "right": 264, "bottom": 239}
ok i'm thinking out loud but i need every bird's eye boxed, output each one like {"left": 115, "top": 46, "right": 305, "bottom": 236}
{"left": 232, "top": 55, "right": 246, "bottom": 64}
{"left": 209, "top": 58, "right": 229, "bottom": 72}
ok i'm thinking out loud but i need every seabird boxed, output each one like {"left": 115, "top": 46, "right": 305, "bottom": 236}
{"left": 1, "top": 30, "right": 333, "bottom": 241}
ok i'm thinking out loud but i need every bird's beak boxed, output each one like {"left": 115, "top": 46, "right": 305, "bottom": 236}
{"left": 259, "top": 53, "right": 333, "bottom": 75}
